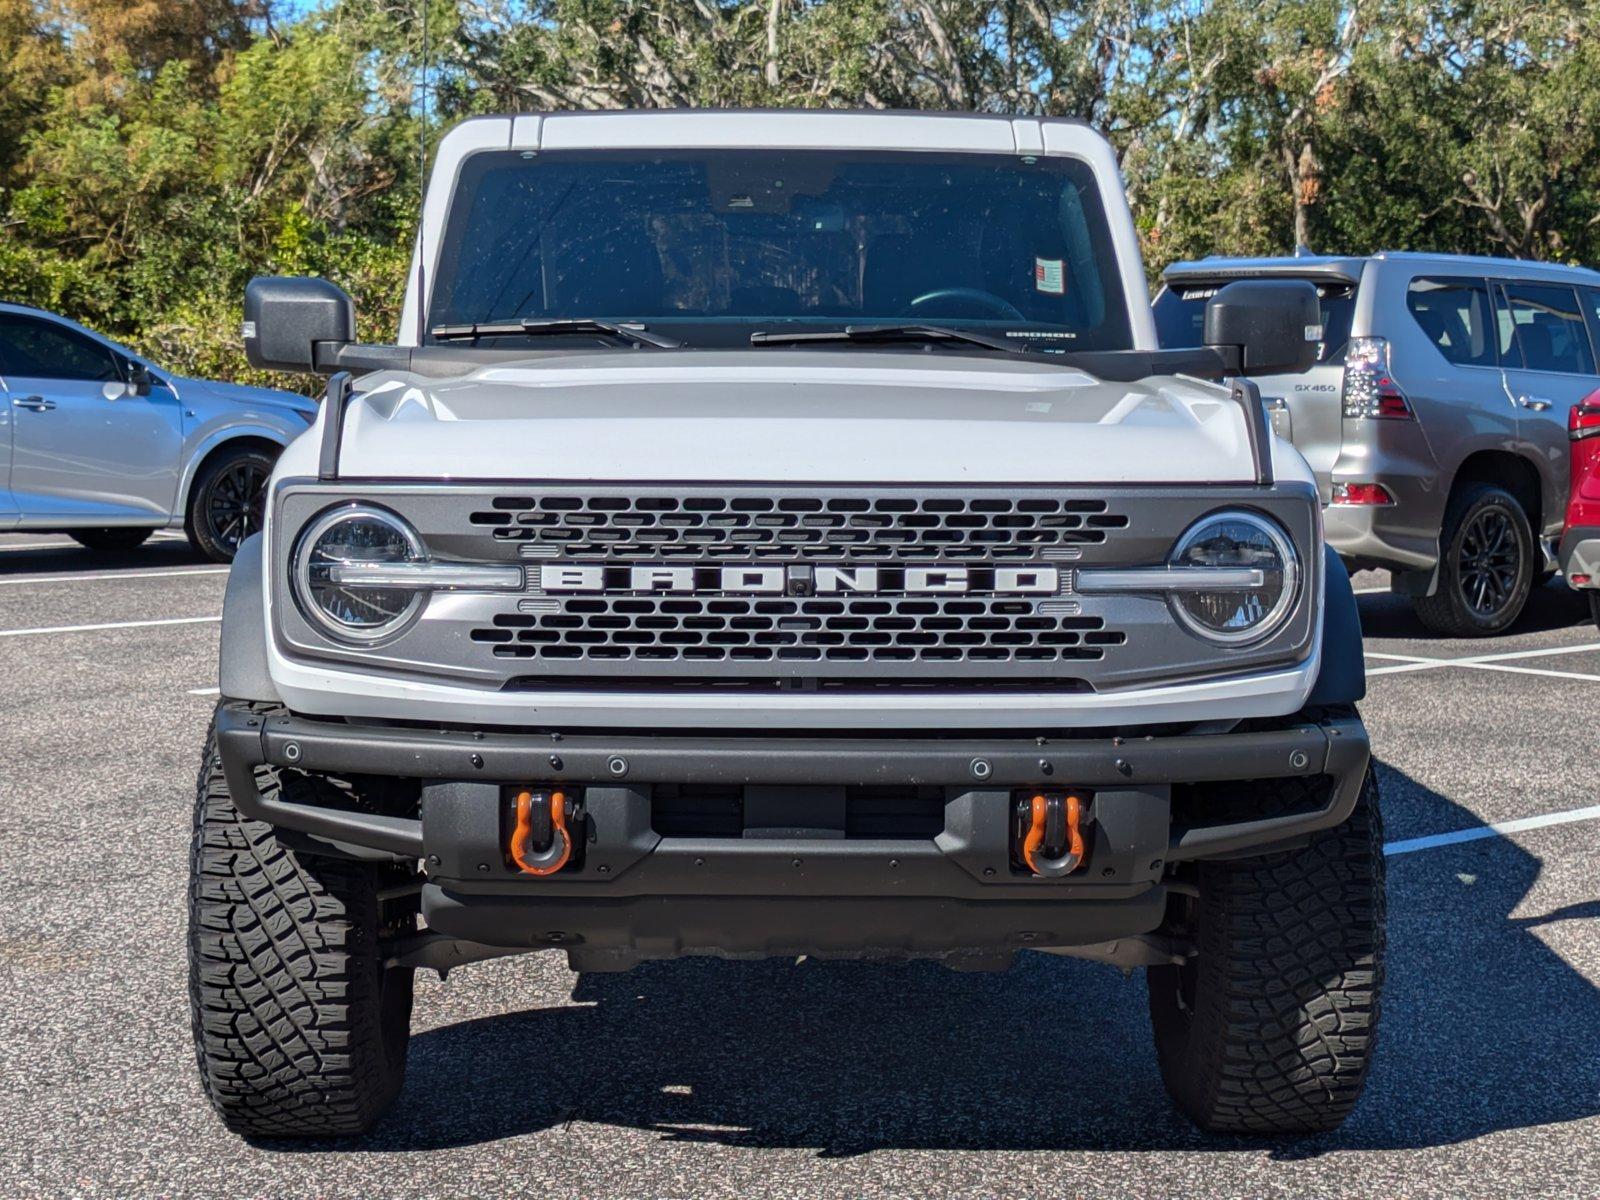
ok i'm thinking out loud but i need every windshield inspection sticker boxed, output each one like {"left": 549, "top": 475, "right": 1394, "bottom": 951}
{"left": 1034, "top": 258, "right": 1066, "bottom": 295}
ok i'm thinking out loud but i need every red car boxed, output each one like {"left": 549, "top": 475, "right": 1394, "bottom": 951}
{"left": 1561, "top": 388, "right": 1600, "bottom": 629}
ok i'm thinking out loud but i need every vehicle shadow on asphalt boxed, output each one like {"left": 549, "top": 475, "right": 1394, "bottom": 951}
{"left": 0, "top": 538, "right": 209, "bottom": 576}
{"left": 1357, "top": 577, "right": 1592, "bottom": 641}
{"left": 301, "top": 759, "right": 1600, "bottom": 1158}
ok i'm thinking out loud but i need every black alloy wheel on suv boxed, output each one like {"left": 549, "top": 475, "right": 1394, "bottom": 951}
{"left": 186, "top": 445, "right": 276, "bottom": 563}
{"left": 1412, "top": 483, "right": 1536, "bottom": 637}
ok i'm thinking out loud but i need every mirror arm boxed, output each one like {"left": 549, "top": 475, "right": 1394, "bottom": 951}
{"left": 1229, "top": 376, "right": 1274, "bottom": 487}
{"left": 313, "top": 341, "right": 417, "bottom": 376}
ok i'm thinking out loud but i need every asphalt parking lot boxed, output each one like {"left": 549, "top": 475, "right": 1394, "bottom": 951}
{"left": 2, "top": 531, "right": 1597, "bottom": 1198}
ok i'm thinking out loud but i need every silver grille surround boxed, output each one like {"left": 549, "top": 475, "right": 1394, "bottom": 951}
{"left": 270, "top": 481, "right": 1321, "bottom": 692}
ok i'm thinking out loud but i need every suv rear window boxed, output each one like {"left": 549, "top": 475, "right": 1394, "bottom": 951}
{"left": 1499, "top": 282, "right": 1596, "bottom": 375}
{"left": 1153, "top": 279, "right": 1355, "bottom": 362}
{"left": 1406, "top": 277, "right": 1496, "bottom": 367}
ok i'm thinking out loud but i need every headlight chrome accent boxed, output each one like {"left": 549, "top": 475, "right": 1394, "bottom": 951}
{"left": 292, "top": 504, "right": 429, "bottom": 643}
{"left": 322, "top": 561, "right": 523, "bottom": 590}
{"left": 1077, "top": 509, "right": 1299, "bottom": 646}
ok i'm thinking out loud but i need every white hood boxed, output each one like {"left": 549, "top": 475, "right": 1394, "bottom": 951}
{"left": 326, "top": 350, "right": 1306, "bottom": 486}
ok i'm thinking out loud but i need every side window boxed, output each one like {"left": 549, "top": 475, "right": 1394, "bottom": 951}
{"left": 1405, "top": 277, "right": 1496, "bottom": 367}
{"left": 1582, "top": 287, "right": 1600, "bottom": 354}
{"left": 1500, "top": 282, "right": 1596, "bottom": 375}
{"left": 0, "top": 314, "right": 122, "bottom": 382}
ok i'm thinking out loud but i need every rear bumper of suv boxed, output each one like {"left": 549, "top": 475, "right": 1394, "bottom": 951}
{"left": 1559, "top": 526, "right": 1600, "bottom": 588}
{"left": 214, "top": 702, "right": 1369, "bottom": 964}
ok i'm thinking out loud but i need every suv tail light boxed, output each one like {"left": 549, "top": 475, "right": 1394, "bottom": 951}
{"left": 1342, "top": 337, "right": 1413, "bottom": 419}
{"left": 1570, "top": 388, "right": 1600, "bottom": 440}
{"left": 1330, "top": 482, "right": 1395, "bottom": 507}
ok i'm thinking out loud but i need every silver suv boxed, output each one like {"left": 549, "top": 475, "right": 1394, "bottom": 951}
{"left": 1156, "top": 253, "right": 1600, "bottom": 635}
{"left": 0, "top": 302, "right": 316, "bottom": 560}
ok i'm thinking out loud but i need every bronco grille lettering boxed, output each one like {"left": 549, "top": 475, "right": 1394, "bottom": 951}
{"left": 535, "top": 563, "right": 1062, "bottom": 596}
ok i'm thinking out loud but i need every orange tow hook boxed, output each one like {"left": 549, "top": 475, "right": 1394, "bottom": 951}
{"left": 1019, "top": 792, "right": 1086, "bottom": 877}
{"left": 510, "top": 789, "right": 574, "bottom": 876}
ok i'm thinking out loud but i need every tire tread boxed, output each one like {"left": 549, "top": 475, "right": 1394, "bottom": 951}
{"left": 187, "top": 720, "right": 411, "bottom": 1138}
{"left": 1151, "top": 769, "right": 1386, "bottom": 1134}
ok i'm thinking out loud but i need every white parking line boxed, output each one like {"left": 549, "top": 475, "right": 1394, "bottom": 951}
{"left": 0, "top": 566, "right": 228, "bottom": 586}
{"left": 187, "top": 686, "right": 220, "bottom": 696}
{"left": 1385, "top": 804, "right": 1600, "bottom": 856}
{"left": 0, "top": 614, "right": 220, "bottom": 638}
{"left": 1366, "top": 641, "right": 1600, "bottom": 677}
{"left": 0, "top": 540, "right": 81, "bottom": 553}
{"left": 1449, "top": 661, "right": 1600, "bottom": 684}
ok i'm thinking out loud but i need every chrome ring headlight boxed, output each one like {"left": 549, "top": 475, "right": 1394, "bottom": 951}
{"left": 292, "top": 504, "right": 426, "bottom": 642}
{"left": 1167, "top": 510, "right": 1299, "bottom": 645}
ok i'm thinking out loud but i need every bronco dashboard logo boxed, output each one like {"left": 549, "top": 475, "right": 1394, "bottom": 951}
{"left": 536, "top": 564, "right": 1063, "bottom": 597}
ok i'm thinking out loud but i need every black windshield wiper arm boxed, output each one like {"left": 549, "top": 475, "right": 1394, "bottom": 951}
{"left": 430, "top": 318, "right": 682, "bottom": 349}
{"left": 748, "top": 324, "right": 1021, "bottom": 354}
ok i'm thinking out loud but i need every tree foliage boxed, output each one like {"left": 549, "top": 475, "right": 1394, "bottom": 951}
{"left": 1, "top": 0, "right": 1598, "bottom": 385}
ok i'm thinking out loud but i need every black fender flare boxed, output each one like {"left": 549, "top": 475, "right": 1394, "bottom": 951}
{"left": 218, "top": 533, "right": 281, "bottom": 703}
{"left": 1307, "top": 544, "right": 1366, "bottom": 707}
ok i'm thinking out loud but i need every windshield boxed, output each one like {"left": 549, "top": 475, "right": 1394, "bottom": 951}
{"left": 1153, "top": 278, "right": 1356, "bottom": 363}
{"left": 426, "top": 149, "right": 1132, "bottom": 352}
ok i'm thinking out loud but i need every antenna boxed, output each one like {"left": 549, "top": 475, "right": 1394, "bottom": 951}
{"left": 414, "top": 0, "right": 430, "bottom": 347}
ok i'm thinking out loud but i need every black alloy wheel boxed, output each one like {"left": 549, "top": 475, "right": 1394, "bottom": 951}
{"left": 186, "top": 445, "right": 277, "bottom": 563}
{"left": 1456, "top": 506, "right": 1521, "bottom": 619}
{"left": 1411, "top": 482, "right": 1535, "bottom": 637}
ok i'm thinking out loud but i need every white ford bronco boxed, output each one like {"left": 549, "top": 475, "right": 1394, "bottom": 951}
{"left": 189, "top": 110, "right": 1382, "bottom": 1139}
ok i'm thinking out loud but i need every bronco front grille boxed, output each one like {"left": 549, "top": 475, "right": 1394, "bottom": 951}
{"left": 470, "top": 494, "right": 1129, "bottom": 562}
{"left": 473, "top": 595, "right": 1125, "bottom": 665}
{"left": 458, "top": 489, "right": 1136, "bottom": 673}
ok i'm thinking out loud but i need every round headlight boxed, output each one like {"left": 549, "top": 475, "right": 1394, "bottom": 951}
{"left": 292, "top": 505, "right": 425, "bottom": 642}
{"left": 1168, "top": 511, "right": 1299, "bottom": 644}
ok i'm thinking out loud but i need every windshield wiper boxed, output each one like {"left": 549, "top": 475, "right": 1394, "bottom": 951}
{"left": 430, "top": 318, "right": 682, "bottom": 349}
{"left": 748, "top": 324, "right": 1022, "bottom": 354}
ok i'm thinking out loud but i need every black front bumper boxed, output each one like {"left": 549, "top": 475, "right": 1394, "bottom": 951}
{"left": 215, "top": 703, "right": 1369, "bottom": 962}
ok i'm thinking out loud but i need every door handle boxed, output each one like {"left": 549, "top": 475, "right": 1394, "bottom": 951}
{"left": 11, "top": 395, "right": 55, "bottom": 412}
{"left": 1516, "top": 395, "right": 1553, "bottom": 412}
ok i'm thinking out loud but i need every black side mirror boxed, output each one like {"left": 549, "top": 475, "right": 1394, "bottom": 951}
{"left": 243, "top": 276, "right": 356, "bottom": 373}
{"left": 124, "top": 360, "right": 156, "bottom": 396}
{"left": 1203, "top": 279, "right": 1321, "bottom": 376}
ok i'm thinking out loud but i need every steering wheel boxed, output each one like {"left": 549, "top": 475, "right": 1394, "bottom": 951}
{"left": 901, "top": 287, "right": 1026, "bottom": 321}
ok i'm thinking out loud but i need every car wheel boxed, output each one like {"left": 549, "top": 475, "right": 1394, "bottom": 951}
{"left": 189, "top": 717, "right": 416, "bottom": 1137}
{"left": 186, "top": 445, "right": 276, "bottom": 563}
{"left": 1589, "top": 591, "right": 1600, "bottom": 633}
{"left": 69, "top": 527, "right": 156, "bottom": 553}
{"left": 1411, "top": 483, "right": 1535, "bottom": 637}
{"left": 1148, "top": 768, "right": 1385, "bottom": 1134}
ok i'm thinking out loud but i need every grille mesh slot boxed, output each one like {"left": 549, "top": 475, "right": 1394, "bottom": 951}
{"left": 471, "top": 494, "right": 1128, "bottom": 561}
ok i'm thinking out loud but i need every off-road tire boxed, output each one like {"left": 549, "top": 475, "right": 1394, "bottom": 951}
{"left": 69, "top": 527, "right": 155, "bottom": 552}
{"left": 185, "top": 444, "right": 276, "bottom": 563}
{"left": 188, "top": 719, "right": 415, "bottom": 1138}
{"left": 1148, "top": 768, "right": 1385, "bottom": 1135}
{"left": 1412, "top": 483, "right": 1534, "bottom": 637}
